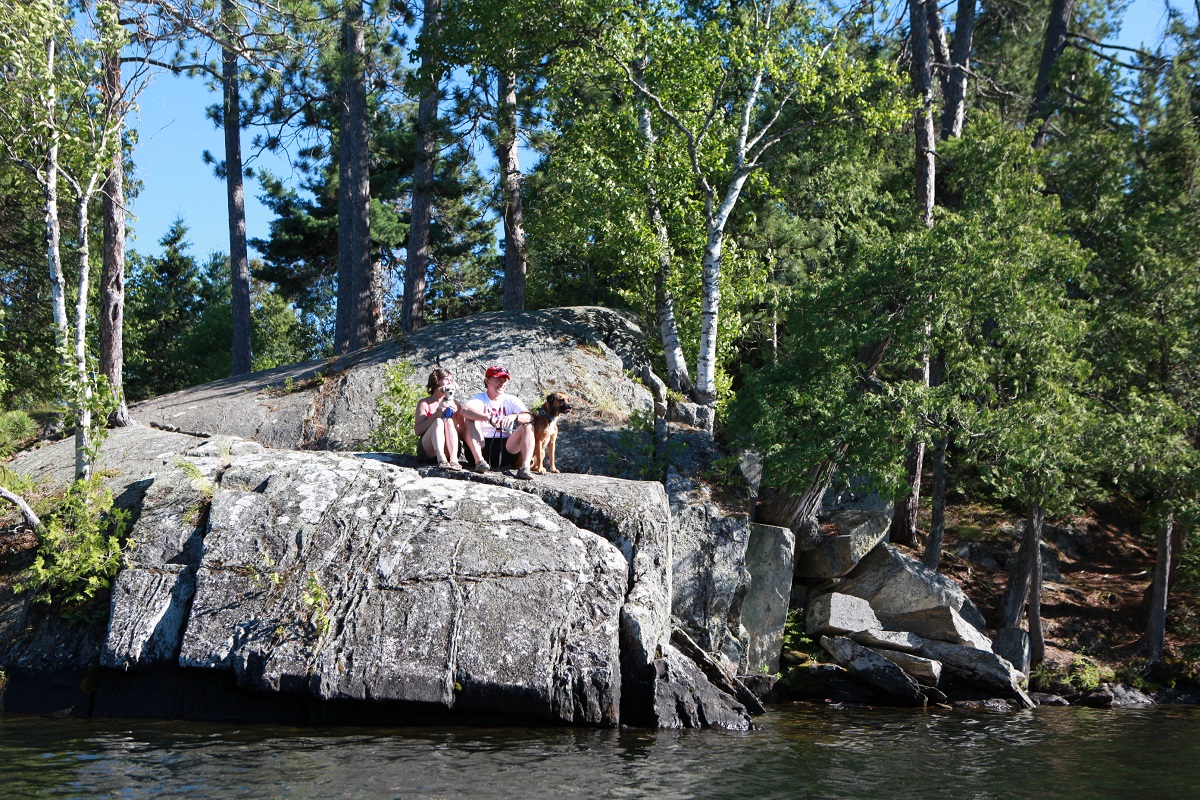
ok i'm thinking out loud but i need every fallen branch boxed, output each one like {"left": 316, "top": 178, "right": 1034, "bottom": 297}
{"left": 0, "top": 486, "right": 41, "bottom": 531}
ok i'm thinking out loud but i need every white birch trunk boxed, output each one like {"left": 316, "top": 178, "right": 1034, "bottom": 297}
{"left": 72, "top": 175, "right": 100, "bottom": 481}
{"left": 694, "top": 175, "right": 749, "bottom": 405}
{"left": 634, "top": 57, "right": 692, "bottom": 394}
{"left": 44, "top": 38, "right": 69, "bottom": 357}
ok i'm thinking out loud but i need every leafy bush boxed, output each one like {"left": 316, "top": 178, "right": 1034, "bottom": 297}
{"left": 368, "top": 361, "right": 422, "bottom": 455}
{"left": 1029, "top": 654, "right": 1116, "bottom": 695}
{"left": 17, "top": 478, "right": 129, "bottom": 618}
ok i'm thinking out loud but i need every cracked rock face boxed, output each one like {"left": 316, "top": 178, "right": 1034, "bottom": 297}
{"left": 156, "top": 450, "right": 627, "bottom": 726}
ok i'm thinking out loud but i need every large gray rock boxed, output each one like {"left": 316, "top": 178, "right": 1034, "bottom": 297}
{"left": 173, "top": 450, "right": 627, "bottom": 725}
{"left": 820, "top": 636, "right": 926, "bottom": 707}
{"left": 6, "top": 427, "right": 706, "bottom": 727}
{"left": 666, "top": 431, "right": 751, "bottom": 676}
{"left": 914, "top": 638, "right": 1033, "bottom": 708}
{"left": 850, "top": 628, "right": 924, "bottom": 654}
{"left": 879, "top": 606, "right": 993, "bottom": 651}
{"left": 873, "top": 649, "right": 942, "bottom": 686}
{"left": 837, "top": 544, "right": 988, "bottom": 631}
{"left": 820, "top": 477, "right": 892, "bottom": 517}
{"left": 794, "top": 509, "right": 890, "bottom": 579}
{"left": 419, "top": 467, "right": 672, "bottom": 697}
{"left": 649, "top": 645, "right": 751, "bottom": 730}
{"left": 128, "top": 307, "right": 657, "bottom": 475}
{"left": 806, "top": 593, "right": 881, "bottom": 637}
{"left": 739, "top": 523, "right": 794, "bottom": 675}
{"left": 1078, "top": 683, "right": 1155, "bottom": 708}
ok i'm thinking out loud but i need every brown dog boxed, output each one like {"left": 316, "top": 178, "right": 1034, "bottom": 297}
{"left": 531, "top": 392, "right": 572, "bottom": 474}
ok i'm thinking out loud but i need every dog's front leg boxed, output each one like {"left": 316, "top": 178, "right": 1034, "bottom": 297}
{"left": 547, "top": 431, "right": 560, "bottom": 473}
{"left": 532, "top": 430, "right": 545, "bottom": 474}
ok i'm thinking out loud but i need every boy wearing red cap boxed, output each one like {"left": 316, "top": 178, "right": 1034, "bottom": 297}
{"left": 461, "top": 365, "right": 535, "bottom": 479}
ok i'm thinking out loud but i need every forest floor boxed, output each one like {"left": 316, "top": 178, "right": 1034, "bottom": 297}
{"left": 905, "top": 497, "right": 1200, "bottom": 694}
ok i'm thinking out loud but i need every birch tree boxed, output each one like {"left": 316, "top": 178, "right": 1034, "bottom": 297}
{"left": 0, "top": 0, "right": 126, "bottom": 478}
{"left": 602, "top": 0, "right": 904, "bottom": 406}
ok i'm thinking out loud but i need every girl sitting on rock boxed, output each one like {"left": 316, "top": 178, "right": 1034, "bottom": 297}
{"left": 414, "top": 368, "right": 464, "bottom": 469}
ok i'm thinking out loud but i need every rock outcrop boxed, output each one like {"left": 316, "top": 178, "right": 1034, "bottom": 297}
{"left": 2, "top": 306, "right": 774, "bottom": 733}
{"left": 837, "top": 544, "right": 988, "bottom": 631}
{"left": 799, "top": 542, "right": 1032, "bottom": 708}
{"left": 127, "top": 307, "right": 657, "bottom": 477}
{"left": 3, "top": 428, "right": 755, "bottom": 728}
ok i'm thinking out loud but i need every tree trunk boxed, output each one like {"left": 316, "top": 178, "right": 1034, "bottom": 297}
{"left": 44, "top": 39, "right": 68, "bottom": 359}
{"left": 928, "top": 0, "right": 949, "bottom": 86}
{"left": 497, "top": 68, "right": 526, "bottom": 312}
{"left": 653, "top": 225, "right": 692, "bottom": 395}
{"left": 891, "top": 434, "right": 926, "bottom": 547}
{"left": 940, "top": 0, "right": 975, "bottom": 139}
{"left": 694, "top": 173, "right": 750, "bottom": 406}
{"left": 72, "top": 177, "right": 100, "bottom": 481}
{"left": 756, "top": 454, "right": 841, "bottom": 553}
{"left": 1026, "top": 500, "right": 1045, "bottom": 666}
{"left": 999, "top": 507, "right": 1038, "bottom": 629}
{"left": 910, "top": 0, "right": 936, "bottom": 227}
{"left": 401, "top": 0, "right": 441, "bottom": 334}
{"left": 1028, "top": 0, "right": 1075, "bottom": 149}
{"left": 0, "top": 486, "right": 41, "bottom": 531}
{"left": 99, "top": 47, "right": 131, "bottom": 426}
{"left": 336, "top": 1, "right": 375, "bottom": 352}
{"left": 922, "top": 431, "right": 949, "bottom": 570}
{"left": 223, "top": 0, "right": 252, "bottom": 375}
{"left": 892, "top": 2, "right": 935, "bottom": 547}
{"left": 634, "top": 55, "right": 692, "bottom": 394}
{"left": 1144, "top": 511, "right": 1174, "bottom": 664}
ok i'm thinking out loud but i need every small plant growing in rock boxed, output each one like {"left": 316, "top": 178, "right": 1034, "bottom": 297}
{"left": 174, "top": 459, "right": 214, "bottom": 500}
{"left": 368, "top": 361, "right": 422, "bottom": 454}
{"left": 301, "top": 570, "right": 331, "bottom": 639}
{"left": 16, "top": 478, "right": 129, "bottom": 619}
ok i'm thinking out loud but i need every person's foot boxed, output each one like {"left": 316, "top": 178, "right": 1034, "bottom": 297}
{"left": 514, "top": 466, "right": 534, "bottom": 480}
{"left": 473, "top": 461, "right": 490, "bottom": 474}
{"left": 438, "top": 460, "right": 461, "bottom": 470}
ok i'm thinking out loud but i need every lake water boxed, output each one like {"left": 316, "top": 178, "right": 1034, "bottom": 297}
{"left": 2, "top": 704, "right": 1198, "bottom": 799}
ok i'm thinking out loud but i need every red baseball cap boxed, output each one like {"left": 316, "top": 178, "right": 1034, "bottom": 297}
{"left": 485, "top": 365, "right": 511, "bottom": 380}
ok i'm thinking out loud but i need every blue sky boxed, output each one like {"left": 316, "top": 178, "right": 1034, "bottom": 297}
{"left": 125, "top": 1, "right": 1189, "bottom": 262}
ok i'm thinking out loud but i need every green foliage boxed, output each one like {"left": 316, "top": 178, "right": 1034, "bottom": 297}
{"left": 1030, "top": 654, "right": 1116, "bottom": 695}
{"left": 604, "top": 406, "right": 690, "bottom": 482}
{"left": 368, "top": 361, "right": 423, "bottom": 454}
{"left": 301, "top": 570, "right": 331, "bottom": 639}
{"left": 17, "top": 478, "right": 128, "bottom": 617}
{"left": 0, "top": 409, "right": 36, "bottom": 457}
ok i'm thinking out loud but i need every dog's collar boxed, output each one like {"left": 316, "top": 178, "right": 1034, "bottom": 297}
{"left": 537, "top": 407, "right": 554, "bottom": 420}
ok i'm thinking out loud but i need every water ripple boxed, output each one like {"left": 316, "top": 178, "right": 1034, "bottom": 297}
{"left": 2, "top": 706, "right": 1198, "bottom": 799}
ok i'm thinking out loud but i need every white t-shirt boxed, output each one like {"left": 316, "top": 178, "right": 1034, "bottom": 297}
{"left": 469, "top": 391, "right": 528, "bottom": 439}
